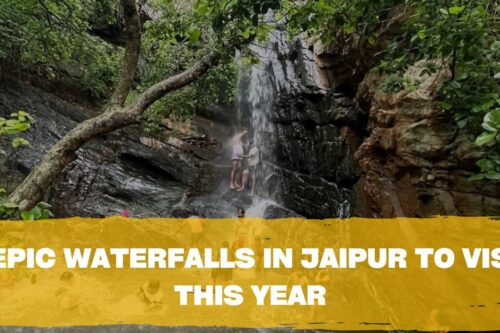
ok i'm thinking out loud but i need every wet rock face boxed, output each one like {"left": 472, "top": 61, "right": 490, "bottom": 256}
{"left": 353, "top": 62, "right": 500, "bottom": 217}
{"left": 273, "top": 91, "right": 363, "bottom": 185}
{"left": 269, "top": 91, "right": 363, "bottom": 218}
{"left": 0, "top": 79, "right": 234, "bottom": 218}
{"left": 272, "top": 164, "right": 352, "bottom": 218}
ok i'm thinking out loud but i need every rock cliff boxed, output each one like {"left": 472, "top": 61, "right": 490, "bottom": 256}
{"left": 353, "top": 62, "right": 500, "bottom": 216}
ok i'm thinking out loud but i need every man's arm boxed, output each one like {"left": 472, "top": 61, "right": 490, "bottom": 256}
{"left": 242, "top": 149, "right": 257, "bottom": 159}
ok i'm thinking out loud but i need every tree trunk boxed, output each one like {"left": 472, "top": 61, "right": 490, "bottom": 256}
{"left": 108, "top": 0, "right": 141, "bottom": 108}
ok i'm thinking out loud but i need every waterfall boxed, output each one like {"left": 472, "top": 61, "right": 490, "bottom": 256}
{"left": 236, "top": 16, "right": 338, "bottom": 218}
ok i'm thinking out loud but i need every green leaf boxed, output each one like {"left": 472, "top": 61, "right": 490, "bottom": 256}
{"left": 484, "top": 172, "right": 500, "bottom": 181}
{"left": 36, "top": 201, "right": 52, "bottom": 209}
{"left": 477, "top": 159, "right": 495, "bottom": 171}
{"left": 1, "top": 202, "right": 18, "bottom": 209}
{"left": 457, "top": 118, "right": 467, "bottom": 129}
{"left": 437, "top": 101, "right": 453, "bottom": 110}
{"left": 468, "top": 174, "right": 484, "bottom": 181}
{"left": 196, "top": 3, "right": 209, "bottom": 16}
{"left": 480, "top": 99, "right": 496, "bottom": 112}
{"left": 476, "top": 131, "right": 497, "bottom": 146}
{"left": 11, "top": 137, "right": 29, "bottom": 148}
{"left": 21, "top": 211, "right": 35, "bottom": 221}
{"left": 241, "top": 27, "right": 251, "bottom": 39}
{"left": 488, "top": 109, "right": 500, "bottom": 125}
{"left": 448, "top": 6, "right": 465, "bottom": 15}
{"left": 343, "top": 24, "right": 354, "bottom": 34}
{"left": 456, "top": 72, "right": 468, "bottom": 80}
{"left": 30, "top": 206, "right": 42, "bottom": 219}
{"left": 439, "top": 8, "right": 449, "bottom": 15}
{"left": 189, "top": 27, "right": 201, "bottom": 43}
{"left": 482, "top": 121, "right": 497, "bottom": 132}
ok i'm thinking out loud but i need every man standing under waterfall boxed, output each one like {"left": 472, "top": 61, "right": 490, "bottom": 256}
{"left": 230, "top": 130, "right": 247, "bottom": 190}
{"left": 240, "top": 139, "right": 259, "bottom": 195}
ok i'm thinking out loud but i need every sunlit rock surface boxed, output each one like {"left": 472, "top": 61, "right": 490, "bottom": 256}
{"left": 354, "top": 62, "right": 500, "bottom": 216}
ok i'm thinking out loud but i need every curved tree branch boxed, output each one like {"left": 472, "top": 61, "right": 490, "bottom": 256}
{"left": 108, "top": 0, "right": 141, "bottom": 108}
{"left": 133, "top": 51, "right": 220, "bottom": 112}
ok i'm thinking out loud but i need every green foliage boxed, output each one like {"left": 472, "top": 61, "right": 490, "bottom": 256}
{"left": 0, "top": 190, "right": 54, "bottom": 220}
{"left": 286, "top": 0, "right": 499, "bottom": 180}
{"left": 80, "top": 45, "right": 122, "bottom": 100}
{"left": 0, "top": 199, "right": 19, "bottom": 219}
{"left": 134, "top": 0, "right": 276, "bottom": 131}
{"left": 11, "top": 137, "right": 30, "bottom": 148}
{"left": 285, "top": 0, "right": 404, "bottom": 43}
{"left": 0, "top": 111, "right": 34, "bottom": 147}
{"left": 1, "top": 0, "right": 279, "bottom": 120}
{"left": 407, "top": 1, "right": 499, "bottom": 181}
{"left": 0, "top": 0, "right": 121, "bottom": 100}
{"left": 380, "top": 74, "right": 404, "bottom": 93}
{"left": 471, "top": 109, "right": 500, "bottom": 180}
{"left": 380, "top": 73, "right": 419, "bottom": 93}
{"left": 190, "top": 0, "right": 279, "bottom": 46}
{"left": 20, "top": 201, "right": 54, "bottom": 220}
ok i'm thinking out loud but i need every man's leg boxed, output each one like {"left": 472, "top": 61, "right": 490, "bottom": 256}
{"left": 230, "top": 160, "right": 238, "bottom": 189}
{"left": 251, "top": 171, "right": 256, "bottom": 196}
{"left": 235, "top": 161, "right": 242, "bottom": 188}
{"left": 239, "top": 170, "right": 250, "bottom": 191}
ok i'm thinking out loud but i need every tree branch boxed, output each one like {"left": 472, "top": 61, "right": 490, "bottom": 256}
{"left": 108, "top": 0, "right": 141, "bottom": 108}
{"left": 132, "top": 51, "right": 220, "bottom": 113}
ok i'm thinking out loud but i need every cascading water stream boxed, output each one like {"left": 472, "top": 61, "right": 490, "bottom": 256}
{"left": 236, "top": 15, "right": 351, "bottom": 218}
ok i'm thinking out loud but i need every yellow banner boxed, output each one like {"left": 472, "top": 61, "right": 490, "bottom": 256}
{"left": 0, "top": 216, "right": 499, "bottom": 331}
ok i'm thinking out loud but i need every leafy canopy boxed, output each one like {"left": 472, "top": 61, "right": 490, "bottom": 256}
{"left": 1, "top": 0, "right": 279, "bottom": 129}
{"left": 135, "top": 0, "right": 279, "bottom": 132}
{"left": 0, "top": 0, "right": 123, "bottom": 99}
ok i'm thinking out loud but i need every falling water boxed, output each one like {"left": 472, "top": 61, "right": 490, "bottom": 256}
{"left": 236, "top": 13, "right": 333, "bottom": 218}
